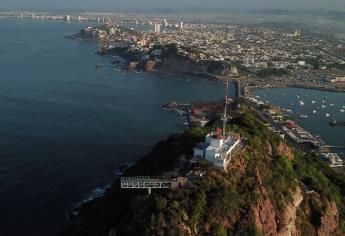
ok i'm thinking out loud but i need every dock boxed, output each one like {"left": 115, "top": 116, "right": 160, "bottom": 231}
{"left": 323, "top": 145, "right": 345, "bottom": 150}
{"left": 329, "top": 121, "right": 345, "bottom": 127}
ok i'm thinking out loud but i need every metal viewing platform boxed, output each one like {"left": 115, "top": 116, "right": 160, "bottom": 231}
{"left": 121, "top": 176, "right": 172, "bottom": 194}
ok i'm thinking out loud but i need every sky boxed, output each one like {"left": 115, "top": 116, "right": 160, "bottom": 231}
{"left": 1, "top": 0, "right": 345, "bottom": 11}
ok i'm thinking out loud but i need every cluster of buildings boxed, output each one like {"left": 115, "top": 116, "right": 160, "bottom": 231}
{"left": 3, "top": 10, "right": 345, "bottom": 77}
{"left": 188, "top": 101, "right": 225, "bottom": 127}
{"left": 10, "top": 11, "right": 344, "bottom": 87}
{"left": 74, "top": 17, "right": 345, "bottom": 88}
{"left": 248, "top": 97, "right": 343, "bottom": 168}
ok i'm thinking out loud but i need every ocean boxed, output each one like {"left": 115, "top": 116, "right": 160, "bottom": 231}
{"left": 0, "top": 19, "right": 227, "bottom": 235}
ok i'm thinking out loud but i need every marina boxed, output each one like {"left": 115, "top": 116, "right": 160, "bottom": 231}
{"left": 253, "top": 87, "right": 345, "bottom": 164}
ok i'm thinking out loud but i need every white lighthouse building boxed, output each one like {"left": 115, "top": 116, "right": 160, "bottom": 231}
{"left": 193, "top": 128, "right": 240, "bottom": 170}
{"left": 192, "top": 81, "right": 240, "bottom": 170}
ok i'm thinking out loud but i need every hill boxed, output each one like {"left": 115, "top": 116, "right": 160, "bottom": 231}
{"left": 61, "top": 102, "right": 345, "bottom": 236}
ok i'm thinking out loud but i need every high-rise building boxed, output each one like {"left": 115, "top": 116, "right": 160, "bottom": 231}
{"left": 66, "top": 15, "right": 71, "bottom": 21}
{"left": 154, "top": 23, "right": 161, "bottom": 34}
{"left": 163, "top": 19, "right": 168, "bottom": 27}
{"left": 180, "top": 21, "right": 184, "bottom": 30}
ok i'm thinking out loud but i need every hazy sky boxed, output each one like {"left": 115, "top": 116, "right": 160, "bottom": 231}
{"left": 2, "top": 0, "right": 345, "bottom": 11}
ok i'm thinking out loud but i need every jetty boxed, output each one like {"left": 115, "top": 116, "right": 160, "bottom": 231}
{"left": 323, "top": 145, "right": 345, "bottom": 150}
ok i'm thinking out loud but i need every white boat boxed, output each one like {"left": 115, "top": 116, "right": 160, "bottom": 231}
{"left": 340, "top": 110, "right": 345, "bottom": 113}
{"left": 330, "top": 104, "right": 334, "bottom": 107}
{"left": 322, "top": 100, "right": 326, "bottom": 103}
{"left": 321, "top": 105, "right": 327, "bottom": 108}
{"left": 299, "top": 101, "right": 305, "bottom": 106}
{"left": 313, "top": 110, "right": 317, "bottom": 114}
{"left": 299, "top": 114, "right": 308, "bottom": 119}
{"left": 311, "top": 100, "right": 316, "bottom": 104}
{"left": 326, "top": 113, "right": 330, "bottom": 117}
{"left": 286, "top": 109, "right": 293, "bottom": 113}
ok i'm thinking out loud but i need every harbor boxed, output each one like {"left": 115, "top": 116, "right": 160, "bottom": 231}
{"left": 250, "top": 87, "right": 345, "bottom": 168}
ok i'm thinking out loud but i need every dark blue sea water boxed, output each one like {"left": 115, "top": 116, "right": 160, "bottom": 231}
{"left": 0, "top": 19, "right": 227, "bottom": 236}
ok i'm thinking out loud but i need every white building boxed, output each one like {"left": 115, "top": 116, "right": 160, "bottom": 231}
{"left": 330, "top": 76, "right": 345, "bottom": 83}
{"left": 154, "top": 23, "right": 161, "bottom": 34}
{"left": 193, "top": 129, "right": 240, "bottom": 170}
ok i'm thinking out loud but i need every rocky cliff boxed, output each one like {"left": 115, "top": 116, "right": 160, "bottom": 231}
{"left": 61, "top": 104, "right": 345, "bottom": 236}
{"left": 99, "top": 44, "right": 232, "bottom": 77}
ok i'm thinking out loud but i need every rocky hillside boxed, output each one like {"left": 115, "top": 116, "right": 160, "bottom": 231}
{"left": 61, "top": 104, "right": 345, "bottom": 236}
{"left": 99, "top": 44, "right": 232, "bottom": 77}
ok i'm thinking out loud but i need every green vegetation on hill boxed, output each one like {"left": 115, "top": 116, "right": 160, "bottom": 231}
{"left": 61, "top": 105, "right": 345, "bottom": 236}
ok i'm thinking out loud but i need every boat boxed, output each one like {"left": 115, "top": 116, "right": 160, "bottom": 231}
{"left": 299, "top": 101, "right": 305, "bottom": 106}
{"left": 299, "top": 114, "right": 308, "bottom": 119}
{"left": 313, "top": 110, "right": 317, "bottom": 114}
{"left": 286, "top": 109, "right": 293, "bottom": 113}
{"left": 329, "top": 120, "right": 345, "bottom": 127}
{"left": 330, "top": 104, "right": 334, "bottom": 107}
{"left": 341, "top": 109, "right": 345, "bottom": 113}
{"left": 321, "top": 105, "right": 327, "bottom": 108}
{"left": 312, "top": 100, "right": 316, "bottom": 104}
{"left": 330, "top": 120, "right": 337, "bottom": 126}
{"left": 325, "top": 113, "right": 330, "bottom": 117}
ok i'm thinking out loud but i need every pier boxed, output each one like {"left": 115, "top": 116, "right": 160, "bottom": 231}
{"left": 323, "top": 145, "right": 345, "bottom": 150}
{"left": 329, "top": 121, "right": 345, "bottom": 127}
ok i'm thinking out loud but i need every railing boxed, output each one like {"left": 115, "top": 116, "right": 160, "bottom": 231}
{"left": 120, "top": 176, "right": 171, "bottom": 189}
